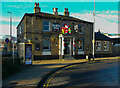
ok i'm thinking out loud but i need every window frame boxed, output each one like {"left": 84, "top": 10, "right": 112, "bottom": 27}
{"left": 96, "top": 41, "right": 101, "bottom": 51}
{"left": 78, "top": 24, "right": 84, "bottom": 34}
{"left": 19, "top": 26, "right": 21, "bottom": 34}
{"left": 43, "top": 20, "right": 50, "bottom": 32}
{"left": 74, "top": 24, "right": 84, "bottom": 34}
{"left": 42, "top": 36, "right": 51, "bottom": 51}
{"left": 104, "top": 41, "right": 109, "bottom": 51}
{"left": 78, "top": 38, "right": 84, "bottom": 51}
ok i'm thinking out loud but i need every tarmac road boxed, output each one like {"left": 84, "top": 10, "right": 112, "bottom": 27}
{"left": 43, "top": 59, "right": 119, "bottom": 87}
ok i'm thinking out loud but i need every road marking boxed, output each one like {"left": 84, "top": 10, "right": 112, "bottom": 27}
{"left": 65, "top": 65, "right": 76, "bottom": 69}
{"left": 43, "top": 64, "right": 76, "bottom": 87}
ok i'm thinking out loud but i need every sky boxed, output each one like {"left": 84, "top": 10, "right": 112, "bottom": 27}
{"left": 0, "top": 1, "right": 119, "bottom": 37}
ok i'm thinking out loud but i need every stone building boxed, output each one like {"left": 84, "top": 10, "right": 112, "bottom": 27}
{"left": 95, "top": 30, "right": 113, "bottom": 57}
{"left": 17, "top": 3, "right": 94, "bottom": 61}
{"left": 112, "top": 38, "right": 120, "bottom": 56}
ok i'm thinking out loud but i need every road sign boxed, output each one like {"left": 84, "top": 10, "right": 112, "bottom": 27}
{"left": 5, "top": 38, "right": 9, "bottom": 44}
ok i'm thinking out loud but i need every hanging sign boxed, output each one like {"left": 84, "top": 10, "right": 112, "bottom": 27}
{"left": 61, "top": 24, "right": 71, "bottom": 34}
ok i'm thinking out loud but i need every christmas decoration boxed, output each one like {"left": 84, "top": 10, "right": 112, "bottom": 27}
{"left": 61, "top": 24, "right": 71, "bottom": 34}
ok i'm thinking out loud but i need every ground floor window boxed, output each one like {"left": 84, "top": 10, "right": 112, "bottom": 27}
{"left": 35, "top": 43, "right": 40, "bottom": 51}
{"left": 78, "top": 38, "right": 84, "bottom": 51}
{"left": 96, "top": 41, "right": 101, "bottom": 51}
{"left": 42, "top": 36, "right": 51, "bottom": 51}
{"left": 104, "top": 41, "right": 109, "bottom": 51}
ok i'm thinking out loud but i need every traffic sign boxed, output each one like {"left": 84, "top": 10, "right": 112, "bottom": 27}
{"left": 5, "top": 38, "right": 9, "bottom": 44}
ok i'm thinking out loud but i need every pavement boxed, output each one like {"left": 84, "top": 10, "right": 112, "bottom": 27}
{"left": 2, "top": 56, "right": 119, "bottom": 88}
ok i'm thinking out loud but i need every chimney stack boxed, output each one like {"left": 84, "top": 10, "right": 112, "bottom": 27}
{"left": 64, "top": 8, "right": 69, "bottom": 16}
{"left": 98, "top": 29, "right": 101, "bottom": 33}
{"left": 53, "top": 7, "right": 58, "bottom": 15}
{"left": 34, "top": 2, "right": 41, "bottom": 13}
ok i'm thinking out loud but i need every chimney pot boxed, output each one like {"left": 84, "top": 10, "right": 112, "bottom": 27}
{"left": 64, "top": 8, "right": 69, "bottom": 16}
{"left": 34, "top": 2, "right": 41, "bottom": 13}
{"left": 53, "top": 7, "right": 58, "bottom": 15}
{"left": 98, "top": 29, "right": 101, "bottom": 33}
{"left": 35, "top": 2, "right": 37, "bottom": 7}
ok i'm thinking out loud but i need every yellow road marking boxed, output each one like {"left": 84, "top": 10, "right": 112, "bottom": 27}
{"left": 65, "top": 65, "right": 76, "bottom": 68}
{"left": 44, "top": 64, "right": 76, "bottom": 87}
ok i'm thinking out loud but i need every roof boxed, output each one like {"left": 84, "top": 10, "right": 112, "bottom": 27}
{"left": 17, "top": 12, "right": 94, "bottom": 29}
{"left": 95, "top": 32, "right": 112, "bottom": 41}
{"left": 112, "top": 38, "right": 120, "bottom": 44}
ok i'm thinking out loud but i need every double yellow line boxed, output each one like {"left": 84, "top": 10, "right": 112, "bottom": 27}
{"left": 43, "top": 65, "right": 76, "bottom": 88}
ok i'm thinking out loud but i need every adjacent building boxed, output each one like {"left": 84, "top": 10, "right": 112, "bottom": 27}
{"left": 17, "top": 3, "right": 94, "bottom": 61}
{"left": 112, "top": 38, "right": 120, "bottom": 56}
{"left": 95, "top": 30, "right": 113, "bottom": 57}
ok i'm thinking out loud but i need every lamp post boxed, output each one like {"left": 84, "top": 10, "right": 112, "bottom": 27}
{"left": 92, "top": 0, "right": 95, "bottom": 61}
{"left": 8, "top": 12, "right": 13, "bottom": 62}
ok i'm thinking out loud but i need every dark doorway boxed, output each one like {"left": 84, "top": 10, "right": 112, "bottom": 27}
{"left": 64, "top": 38, "right": 70, "bottom": 55}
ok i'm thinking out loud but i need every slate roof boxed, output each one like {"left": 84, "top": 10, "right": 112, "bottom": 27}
{"left": 95, "top": 32, "right": 112, "bottom": 41}
{"left": 112, "top": 38, "right": 120, "bottom": 44}
{"left": 17, "top": 12, "right": 93, "bottom": 29}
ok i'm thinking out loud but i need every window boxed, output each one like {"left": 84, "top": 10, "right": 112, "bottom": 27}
{"left": 43, "top": 21, "right": 50, "bottom": 31}
{"left": 35, "top": 43, "right": 40, "bottom": 51}
{"left": 78, "top": 39, "right": 84, "bottom": 51}
{"left": 52, "top": 23, "right": 60, "bottom": 32}
{"left": 74, "top": 24, "right": 84, "bottom": 34}
{"left": 74, "top": 25, "right": 78, "bottom": 32}
{"left": 96, "top": 41, "right": 101, "bottom": 51}
{"left": 78, "top": 24, "right": 84, "bottom": 34}
{"left": 19, "top": 27, "right": 21, "bottom": 34}
{"left": 104, "top": 41, "right": 109, "bottom": 51}
{"left": 42, "top": 36, "right": 50, "bottom": 51}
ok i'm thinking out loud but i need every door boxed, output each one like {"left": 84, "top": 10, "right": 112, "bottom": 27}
{"left": 64, "top": 38, "right": 70, "bottom": 55}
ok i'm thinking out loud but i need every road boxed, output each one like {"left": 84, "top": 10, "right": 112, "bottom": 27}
{"left": 43, "top": 59, "right": 119, "bottom": 87}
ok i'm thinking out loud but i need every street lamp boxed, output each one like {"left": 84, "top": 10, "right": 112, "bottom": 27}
{"left": 8, "top": 12, "right": 13, "bottom": 62}
{"left": 92, "top": 0, "right": 95, "bottom": 61}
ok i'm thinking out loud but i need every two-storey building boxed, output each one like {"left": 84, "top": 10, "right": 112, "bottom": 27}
{"left": 17, "top": 3, "right": 93, "bottom": 62}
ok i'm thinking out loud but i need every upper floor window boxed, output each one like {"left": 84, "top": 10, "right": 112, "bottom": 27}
{"left": 96, "top": 41, "right": 101, "bottom": 51}
{"left": 42, "top": 36, "right": 51, "bottom": 51}
{"left": 74, "top": 24, "right": 84, "bottom": 34}
{"left": 104, "top": 41, "right": 109, "bottom": 51}
{"left": 19, "top": 27, "right": 21, "bottom": 34}
{"left": 78, "top": 38, "right": 84, "bottom": 51}
{"left": 43, "top": 21, "right": 50, "bottom": 31}
{"left": 52, "top": 23, "right": 60, "bottom": 32}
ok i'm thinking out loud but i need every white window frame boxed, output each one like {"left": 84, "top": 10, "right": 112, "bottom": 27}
{"left": 19, "top": 26, "right": 21, "bottom": 34}
{"left": 96, "top": 41, "right": 101, "bottom": 51}
{"left": 104, "top": 41, "right": 109, "bottom": 51}
{"left": 43, "top": 20, "right": 50, "bottom": 32}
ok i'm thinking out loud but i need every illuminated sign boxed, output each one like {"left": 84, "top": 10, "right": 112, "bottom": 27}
{"left": 61, "top": 24, "right": 71, "bottom": 34}
{"left": 52, "top": 23, "right": 61, "bottom": 32}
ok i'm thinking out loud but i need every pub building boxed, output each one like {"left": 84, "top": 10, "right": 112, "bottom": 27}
{"left": 17, "top": 2, "right": 94, "bottom": 62}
